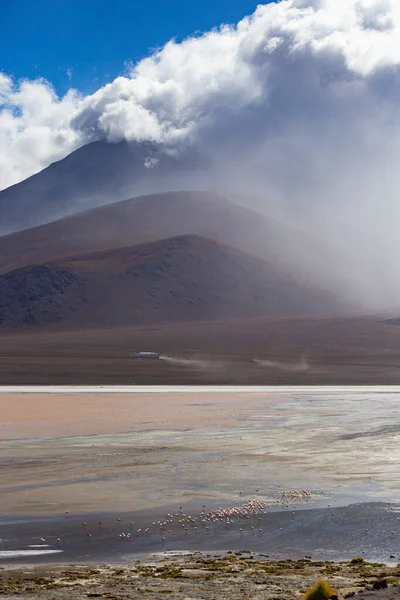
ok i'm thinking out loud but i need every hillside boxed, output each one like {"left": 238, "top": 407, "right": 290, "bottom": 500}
{"left": 0, "top": 234, "right": 342, "bottom": 330}
{"left": 0, "top": 191, "right": 290, "bottom": 273}
{"left": 0, "top": 190, "right": 351, "bottom": 308}
{"left": 0, "top": 138, "right": 352, "bottom": 309}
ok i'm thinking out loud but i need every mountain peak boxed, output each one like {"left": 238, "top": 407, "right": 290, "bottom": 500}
{"left": 0, "top": 139, "right": 210, "bottom": 235}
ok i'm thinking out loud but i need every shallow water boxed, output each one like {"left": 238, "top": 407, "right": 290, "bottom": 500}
{"left": 1, "top": 502, "right": 400, "bottom": 565}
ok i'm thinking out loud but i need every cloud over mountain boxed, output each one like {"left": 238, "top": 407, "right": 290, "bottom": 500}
{"left": 2, "top": 0, "right": 400, "bottom": 190}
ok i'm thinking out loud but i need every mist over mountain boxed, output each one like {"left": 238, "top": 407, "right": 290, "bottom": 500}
{"left": 3, "top": 0, "right": 400, "bottom": 386}
{"left": 0, "top": 190, "right": 363, "bottom": 313}
{"left": 2, "top": 0, "right": 400, "bottom": 312}
{"left": 0, "top": 191, "right": 307, "bottom": 272}
{"left": 0, "top": 139, "right": 396, "bottom": 312}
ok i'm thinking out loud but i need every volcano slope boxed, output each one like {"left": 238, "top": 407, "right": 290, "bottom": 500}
{"left": 0, "top": 234, "right": 341, "bottom": 330}
{"left": 0, "top": 190, "right": 329, "bottom": 279}
{"left": 0, "top": 139, "right": 212, "bottom": 235}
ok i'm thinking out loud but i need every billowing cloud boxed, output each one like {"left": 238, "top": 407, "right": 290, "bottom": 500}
{"left": 0, "top": 74, "right": 82, "bottom": 189}
{"left": 2, "top": 0, "right": 400, "bottom": 190}
{"left": 2, "top": 0, "right": 400, "bottom": 306}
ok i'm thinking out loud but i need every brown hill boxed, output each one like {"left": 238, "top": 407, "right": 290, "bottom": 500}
{"left": 0, "top": 234, "right": 342, "bottom": 330}
{"left": 0, "top": 191, "right": 303, "bottom": 273}
{"left": 0, "top": 190, "right": 347, "bottom": 307}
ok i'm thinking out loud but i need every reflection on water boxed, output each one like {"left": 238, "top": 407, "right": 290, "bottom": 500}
{"left": 0, "top": 388, "right": 400, "bottom": 517}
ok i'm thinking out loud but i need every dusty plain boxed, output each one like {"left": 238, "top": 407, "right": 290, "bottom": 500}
{"left": 2, "top": 316, "right": 400, "bottom": 385}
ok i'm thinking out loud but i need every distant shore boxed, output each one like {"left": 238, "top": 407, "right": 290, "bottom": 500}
{"left": 3, "top": 316, "right": 400, "bottom": 386}
{"left": 1, "top": 384, "right": 399, "bottom": 440}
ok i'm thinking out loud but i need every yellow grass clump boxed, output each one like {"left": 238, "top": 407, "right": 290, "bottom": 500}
{"left": 303, "top": 579, "right": 337, "bottom": 600}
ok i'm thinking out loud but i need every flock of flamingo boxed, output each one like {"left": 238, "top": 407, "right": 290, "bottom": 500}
{"left": 36, "top": 489, "right": 319, "bottom": 549}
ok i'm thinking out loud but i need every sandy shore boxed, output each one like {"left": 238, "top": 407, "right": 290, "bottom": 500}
{"left": 1, "top": 553, "right": 400, "bottom": 599}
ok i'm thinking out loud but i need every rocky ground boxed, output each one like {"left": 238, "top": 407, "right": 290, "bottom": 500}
{"left": 1, "top": 553, "right": 400, "bottom": 599}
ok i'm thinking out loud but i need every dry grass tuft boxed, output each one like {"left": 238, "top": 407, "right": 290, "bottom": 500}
{"left": 303, "top": 579, "right": 337, "bottom": 600}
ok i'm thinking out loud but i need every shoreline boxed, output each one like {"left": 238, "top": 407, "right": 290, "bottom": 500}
{"left": 3, "top": 384, "right": 400, "bottom": 392}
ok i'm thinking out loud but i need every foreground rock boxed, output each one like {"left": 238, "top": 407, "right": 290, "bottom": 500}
{"left": 1, "top": 553, "right": 400, "bottom": 599}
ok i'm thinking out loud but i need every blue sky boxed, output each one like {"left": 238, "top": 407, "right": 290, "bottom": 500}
{"left": 1, "top": 0, "right": 268, "bottom": 95}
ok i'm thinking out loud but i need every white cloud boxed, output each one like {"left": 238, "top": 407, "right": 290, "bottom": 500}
{"left": 2, "top": 0, "right": 400, "bottom": 191}
{"left": 0, "top": 76, "right": 83, "bottom": 189}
